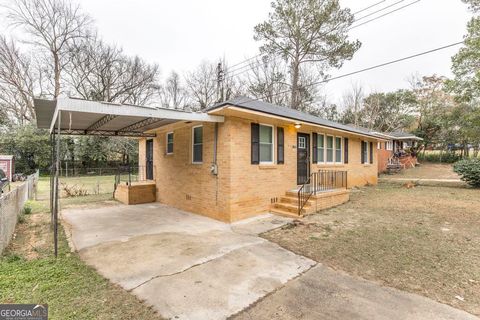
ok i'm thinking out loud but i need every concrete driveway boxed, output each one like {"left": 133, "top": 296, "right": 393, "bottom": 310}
{"left": 62, "top": 203, "right": 314, "bottom": 319}
{"left": 62, "top": 203, "right": 477, "bottom": 320}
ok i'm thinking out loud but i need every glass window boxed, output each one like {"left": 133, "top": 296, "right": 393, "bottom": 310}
{"left": 326, "top": 136, "right": 334, "bottom": 163}
{"left": 363, "top": 141, "right": 368, "bottom": 163}
{"left": 335, "top": 137, "right": 342, "bottom": 163}
{"left": 192, "top": 126, "right": 203, "bottom": 163}
{"left": 386, "top": 141, "right": 393, "bottom": 151}
{"left": 317, "top": 134, "right": 325, "bottom": 163}
{"left": 166, "top": 132, "right": 174, "bottom": 154}
{"left": 377, "top": 142, "right": 381, "bottom": 150}
{"left": 259, "top": 124, "right": 273, "bottom": 163}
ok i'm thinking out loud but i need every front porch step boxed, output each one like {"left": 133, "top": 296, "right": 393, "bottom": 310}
{"left": 273, "top": 202, "right": 311, "bottom": 215}
{"left": 271, "top": 187, "right": 351, "bottom": 219}
{"left": 270, "top": 207, "right": 304, "bottom": 218}
{"left": 279, "top": 196, "right": 299, "bottom": 205}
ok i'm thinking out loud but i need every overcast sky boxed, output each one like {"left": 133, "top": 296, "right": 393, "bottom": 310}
{"left": 17, "top": 0, "right": 477, "bottom": 104}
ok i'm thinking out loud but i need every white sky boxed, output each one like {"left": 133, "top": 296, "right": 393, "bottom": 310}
{"left": 5, "top": 0, "right": 474, "bottom": 104}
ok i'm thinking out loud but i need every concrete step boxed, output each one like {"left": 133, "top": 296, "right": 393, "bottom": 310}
{"left": 279, "top": 196, "right": 299, "bottom": 205}
{"left": 270, "top": 207, "right": 303, "bottom": 219}
{"left": 273, "top": 202, "right": 310, "bottom": 215}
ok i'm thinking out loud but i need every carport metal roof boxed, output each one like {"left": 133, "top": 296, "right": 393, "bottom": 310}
{"left": 34, "top": 97, "right": 224, "bottom": 257}
{"left": 34, "top": 97, "right": 224, "bottom": 137}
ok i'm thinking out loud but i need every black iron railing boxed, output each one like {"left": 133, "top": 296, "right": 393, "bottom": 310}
{"left": 298, "top": 170, "right": 348, "bottom": 215}
{"left": 114, "top": 165, "right": 154, "bottom": 192}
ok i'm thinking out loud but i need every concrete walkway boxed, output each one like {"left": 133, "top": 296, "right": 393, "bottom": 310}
{"left": 233, "top": 264, "right": 477, "bottom": 320}
{"left": 62, "top": 203, "right": 477, "bottom": 320}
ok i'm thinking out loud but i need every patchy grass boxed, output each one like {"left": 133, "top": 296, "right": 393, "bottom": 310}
{"left": 383, "top": 162, "right": 460, "bottom": 180}
{"left": 0, "top": 177, "right": 163, "bottom": 320}
{"left": 264, "top": 184, "right": 480, "bottom": 316}
{"left": 36, "top": 175, "right": 116, "bottom": 201}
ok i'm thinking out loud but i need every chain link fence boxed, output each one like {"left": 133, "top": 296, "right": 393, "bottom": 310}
{"left": 54, "top": 168, "right": 117, "bottom": 197}
{"left": 0, "top": 171, "right": 39, "bottom": 254}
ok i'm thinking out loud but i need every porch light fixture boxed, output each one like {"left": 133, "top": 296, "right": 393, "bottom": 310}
{"left": 294, "top": 123, "right": 302, "bottom": 129}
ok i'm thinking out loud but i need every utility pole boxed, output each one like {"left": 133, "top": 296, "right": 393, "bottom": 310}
{"left": 216, "top": 61, "right": 224, "bottom": 103}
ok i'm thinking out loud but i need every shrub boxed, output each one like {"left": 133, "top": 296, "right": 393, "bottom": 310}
{"left": 418, "top": 152, "right": 463, "bottom": 163}
{"left": 453, "top": 159, "right": 480, "bottom": 187}
{"left": 61, "top": 183, "right": 89, "bottom": 197}
{"left": 23, "top": 202, "right": 32, "bottom": 215}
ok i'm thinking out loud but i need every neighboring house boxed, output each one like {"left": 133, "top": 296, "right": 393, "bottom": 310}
{"left": 373, "top": 131, "right": 423, "bottom": 173}
{"left": 135, "top": 96, "right": 383, "bottom": 222}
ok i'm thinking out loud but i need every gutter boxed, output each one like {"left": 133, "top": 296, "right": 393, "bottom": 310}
{"left": 209, "top": 104, "right": 384, "bottom": 140}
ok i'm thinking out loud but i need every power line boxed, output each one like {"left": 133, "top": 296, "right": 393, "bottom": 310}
{"left": 239, "top": 40, "right": 466, "bottom": 105}
{"left": 226, "top": 0, "right": 392, "bottom": 74}
{"left": 225, "top": 0, "right": 421, "bottom": 80}
{"left": 353, "top": 0, "right": 406, "bottom": 24}
{"left": 352, "top": 0, "right": 387, "bottom": 15}
{"left": 350, "top": 0, "right": 421, "bottom": 30}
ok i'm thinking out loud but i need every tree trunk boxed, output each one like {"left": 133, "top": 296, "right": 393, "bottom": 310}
{"left": 53, "top": 52, "right": 61, "bottom": 98}
{"left": 290, "top": 60, "right": 300, "bottom": 110}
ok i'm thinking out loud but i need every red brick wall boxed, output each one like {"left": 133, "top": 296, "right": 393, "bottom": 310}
{"left": 377, "top": 148, "right": 392, "bottom": 173}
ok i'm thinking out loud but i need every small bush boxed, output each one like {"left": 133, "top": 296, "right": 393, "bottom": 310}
{"left": 453, "top": 159, "right": 480, "bottom": 187}
{"left": 23, "top": 202, "right": 32, "bottom": 215}
{"left": 61, "top": 183, "right": 89, "bottom": 197}
{"left": 418, "top": 152, "right": 462, "bottom": 163}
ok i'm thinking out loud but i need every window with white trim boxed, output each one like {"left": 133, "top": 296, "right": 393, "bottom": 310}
{"left": 326, "top": 136, "right": 334, "bottom": 163}
{"left": 335, "top": 137, "right": 342, "bottom": 163}
{"left": 166, "top": 132, "right": 174, "bottom": 154}
{"left": 317, "top": 134, "right": 325, "bottom": 163}
{"left": 192, "top": 126, "right": 203, "bottom": 163}
{"left": 377, "top": 142, "right": 381, "bottom": 150}
{"left": 386, "top": 140, "right": 393, "bottom": 151}
{"left": 259, "top": 124, "right": 274, "bottom": 163}
{"left": 362, "top": 141, "right": 369, "bottom": 164}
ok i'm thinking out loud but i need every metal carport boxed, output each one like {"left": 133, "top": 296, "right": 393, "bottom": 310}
{"left": 34, "top": 96, "right": 224, "bottom": 256}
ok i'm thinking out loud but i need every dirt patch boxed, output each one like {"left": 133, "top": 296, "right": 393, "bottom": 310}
{"left": 383, "top": 162, "right": 460, "bottom": 180}
{"left": 264, "top": 184, "right": 480, "bottom": 316}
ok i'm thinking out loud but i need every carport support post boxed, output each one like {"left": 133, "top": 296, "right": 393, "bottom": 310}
{"left": 54, "top": 111, "right": 61, "bottom": 257}
{"left": 49, "top": 133, "right": 55, "bottom": 228}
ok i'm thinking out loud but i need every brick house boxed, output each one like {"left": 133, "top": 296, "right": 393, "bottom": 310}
{"left": 34, "top": 96, "right": 384, "bottom": 223}
{"left": 373, "top": 131, "right": 423, "bottom": 173}
{"left": 132, "top": 97, "right": 384, "bottom": 222}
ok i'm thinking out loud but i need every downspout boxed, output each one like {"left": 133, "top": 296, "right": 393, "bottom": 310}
{"left": 212, "top": 123, "right": 219, "bottom": 205}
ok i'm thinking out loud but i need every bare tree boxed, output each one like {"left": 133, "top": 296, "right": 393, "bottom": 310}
{"left": 342, "top": 82, "right": 364, "bottom": 126}
{"left": 5, "top": 0, "right": 93, "bottom": 98}
{"left": 65, "top": 36, "right": 160, "bottom": 105}
{"left": 185, "top": 61, "right": 218, "bottom": 110}
{"left": 0, "top": 35, "right": 39, "bottom": 125}
{"left": 158, "top": 71, "right": 189, "bottom": 109}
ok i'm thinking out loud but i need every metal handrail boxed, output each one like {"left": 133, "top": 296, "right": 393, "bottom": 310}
{"left": 298, "top": 170, "right": 348, "bottom": 215}
{"left": 113, "top": 165, "right": 154, "bottom": 193}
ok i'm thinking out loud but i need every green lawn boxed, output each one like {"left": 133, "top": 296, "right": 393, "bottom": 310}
{"left": 36, "top": 175, "right": 116, "bottom": 201}
{"left": 0, "top": 177, "right": 163, "bottom": 320}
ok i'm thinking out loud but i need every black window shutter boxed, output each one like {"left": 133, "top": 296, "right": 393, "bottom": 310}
{"left": 361, "top": 141, "right": 365, "bottom": 164}
{"left": 385, "top": 141, "right": 387, "bottom": 149}
{"left": 369, "top": 142, "right": 374, "bottom": 164}
{"left": 312, "top": 132, "right": 318, "bottom": 164}
{"left": 251, "top": 123, "right": 260, "bottom": 164}
{"left": 344, "top": 138, "right": 349, "bottom": 164}
{"left": 277, "top": 127, "right": 284, "bottom": 164}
